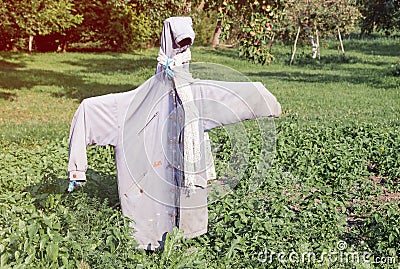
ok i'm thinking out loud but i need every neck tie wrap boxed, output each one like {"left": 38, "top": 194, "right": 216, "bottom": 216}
{"left": 157, "top": 49, "right": 192, "bottom": 78}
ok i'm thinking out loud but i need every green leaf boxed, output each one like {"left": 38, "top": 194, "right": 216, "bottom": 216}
{"left": 40, "top": 236, "right": 48, "bottom": 251}
{"left": 14, "top": 250, "right": 20, "bottom": 260}
{"left": 24, "top": 254, "right": 35, "bottom": 264}
{"left": 27, "top": 223, "right": 39, "bottom": 238}
{"left": 46, "top": 243, "right": 59, "bottom": 262}
{"left": 1, "top": 254, "right": 10, "bottom": 269}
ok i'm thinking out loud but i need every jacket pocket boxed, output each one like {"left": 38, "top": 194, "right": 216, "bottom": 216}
{"left": 137, "top": 111, "right": 159, "bottom": 134}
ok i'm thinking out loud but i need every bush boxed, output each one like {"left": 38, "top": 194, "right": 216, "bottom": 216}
{"left": 390, "top": 63, "right": 400, "bottom": 76}
{"left": 191, "top": 10, "right": 217, "bottom": 47}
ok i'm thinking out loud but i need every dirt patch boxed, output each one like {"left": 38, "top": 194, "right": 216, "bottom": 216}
{"left": 370, "top": 175, "right": 400, "bottom": 203}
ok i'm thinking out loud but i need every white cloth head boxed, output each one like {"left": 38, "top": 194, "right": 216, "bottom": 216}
{"left": 156, "top": 17, "right": 195, "bottom": 74}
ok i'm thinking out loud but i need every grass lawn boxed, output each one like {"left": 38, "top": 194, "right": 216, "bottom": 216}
{"left": 0, "top": 37, "right": 399, "bottom": 268}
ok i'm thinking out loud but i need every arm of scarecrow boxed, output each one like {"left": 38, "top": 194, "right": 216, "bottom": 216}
{"left": 193, "top": 81, "right": 282, "bottom": 130}
{"left": 68, "top": 95, "right": 118, "bottom": 191}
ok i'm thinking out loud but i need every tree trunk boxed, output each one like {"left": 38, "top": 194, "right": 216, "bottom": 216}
{"left": 62, "top": 40, "right": 68, "bottom": 53}
{"left": 310, "top": 35, "right": 317, "bottom": 59}
{"left": 310, "top": 29, "right": 320, "bottom": 59}
{"left": 290, "top": 26, "right": 301, "bottom": 66}
{"left": 211, "top": 20, "right": 222, "bottom": 49}
{"left": 267, "top": 33, "right": 275, "bottom": 51}
{"left": 28, "top": 35, "right": 34, "bottom": 53}
{"left": 316, "top": 29, "right": 320, "bottom": 60}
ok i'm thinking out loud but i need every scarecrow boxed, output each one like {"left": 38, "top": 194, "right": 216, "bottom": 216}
{"left": 67, "top": 17, "right": 281, "bottom": 250}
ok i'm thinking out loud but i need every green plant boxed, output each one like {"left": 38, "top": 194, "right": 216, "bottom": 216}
{"left": 1, "top": 37, "right": 399, "bottom": 267}
{"left": 390, "top": 62, "right": 400, "bottom": 76}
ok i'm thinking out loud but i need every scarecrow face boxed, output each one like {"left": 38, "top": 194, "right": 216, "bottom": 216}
{"left": 160, "top": 17, "right": 195, "bottom": 57}
{"left": 178, "top": 37, "right": 192, "bottom": 48}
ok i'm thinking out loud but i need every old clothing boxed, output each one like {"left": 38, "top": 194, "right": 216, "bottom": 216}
{"left": 68, "top": 17, "right": 281, "bottom": 250}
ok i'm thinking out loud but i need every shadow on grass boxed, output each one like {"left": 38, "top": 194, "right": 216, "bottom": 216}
{"left": 0, "top": 54, "right": 153, "bottom": 100}
{"left": 203, "top": 46, "right": 396, "bottom": 68}
{"left": 344, "top": 39, "right": 400, "bottom": 57}
{"left": 0, "top": 59, "right": 25, "bottom": 70}
{"left": 273, "top": 50, "right": 397, "bottom": 67}
{"left": 0, "top": 91, "right": 17, "bottom": 101}
{"left": 288, "top": 54, "right": 360, "bottom": 66}
{"left": 247, "top": 62, "right": 399, "bottom": 90}
{"left": 27, "top": 168, "right": 120, "bottom": 210}
{"left": 61, "top": 55, "right": 155, "bottom": 76}
{"left": 0, "top": 67, "right": 139, "bottom": 100}
{"left": 204, "top": 47, "right": 239, "bottom": 59}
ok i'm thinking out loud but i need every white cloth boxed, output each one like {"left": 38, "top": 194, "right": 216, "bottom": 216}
{"left": 68, "top": 17, "right": 282, "bottom": 250}
{"left": 157, "top": 48, "right": 201, "bottom": 193}
{"left": 157, "top": 49, "right": 192, "bottom": 69}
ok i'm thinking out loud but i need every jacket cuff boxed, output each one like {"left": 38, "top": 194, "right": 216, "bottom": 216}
{"left": 68, "top": 171, "right": 86, "bottom": 181}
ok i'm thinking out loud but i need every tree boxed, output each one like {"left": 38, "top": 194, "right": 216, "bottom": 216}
{"left": 0, "top": 0, "right": 16, "bottom": 50}
{"left": 208, "top": 0, "right": 361, "bottom": 64}
{"left": 1, "top": 0, "right": 82, "bottom": 52}
{"left": 66, "top": 0, "right": 188, "bottom": 51}
{"left": 358, "top": 0, "right": 400, "bottom": 35}
{"left": 281, "top": 0, "right": 361, "bottom": 63}
{"left": 0, "top": 0, "right": 209, "bottom": 52}
{"left": 280, "top": 0, "right": 360, "bottom": 39}
{"left": 209, "top": 0, "right": 284, "bottom": 64}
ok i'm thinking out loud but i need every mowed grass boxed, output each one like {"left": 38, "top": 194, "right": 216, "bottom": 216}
{"left": 1, "top": 39, "right": 398, "bottom": 144}
{"left": 0, "top": 37, "right": 399, "bottom": 268}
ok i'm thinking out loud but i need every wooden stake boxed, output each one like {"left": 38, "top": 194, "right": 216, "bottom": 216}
{"left": 28, "top": 35, "right": 34, "bottom": 53}
{"left": 290, "top": 26, "right": 301, "bottom": 66}
{"left": 316, "top": 29, "right": 320, "bottom": 60}
{"left": 337, "top": 26, "right": 345, "bottom": 58}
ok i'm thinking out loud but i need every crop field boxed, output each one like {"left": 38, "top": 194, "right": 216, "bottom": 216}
{"left": 0, "top": 37, "right": 399, "bottom": 268}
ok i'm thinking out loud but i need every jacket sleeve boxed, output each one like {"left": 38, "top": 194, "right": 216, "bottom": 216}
{"left": 192, "top": 81, "right": 281, "bottom": 131}
{"left": 68, "top": 94, "right": 119, "bottom": 181}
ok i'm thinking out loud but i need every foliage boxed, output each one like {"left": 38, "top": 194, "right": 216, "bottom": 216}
{"left": 390, "top": 62, "right": 400, "bottom": 76}
{"left": 190, "top": 8, "right": 219, "bottom": 46}
{"left": 358, "top": 0, "right": 400, "bottom": 34}
{"left": 0, "top": 1, "right": 16, "bottom": 50}
{"left": 0, "top": 37, "right": 399, "bottom": 268}
{"left": 103, "top": 1, "right": 154, "bottom": 51}
{"left": 210, "top": 0, "right": 284, "bottom": 64}
{"left": 210, "top": 0, "right": 361, "bottom": 64}
{"left": 280, "top": 0, "right": 361, "bottom": 40}
{"left": 68, "top": 0, "right": 187, "bottom": 51}
{"left": 0, "top": 0, "right": 190, "bottom": 52}
{"left": 0, "top": 0, "right": 82, "bottom": 49}
{"left": 0, "top": 0, "right": 397, "bottom": 59}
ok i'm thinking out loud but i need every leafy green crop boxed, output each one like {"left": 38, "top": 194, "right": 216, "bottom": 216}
{"left": 1, "top": 37, "right": 399, "bottom": 268}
